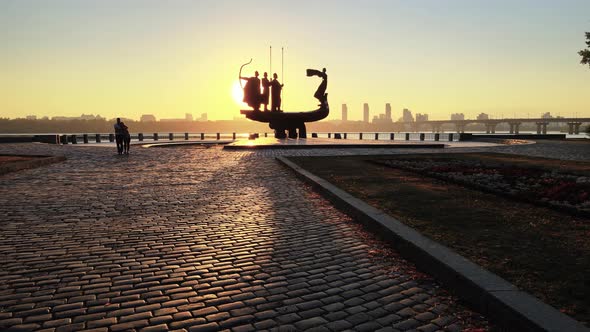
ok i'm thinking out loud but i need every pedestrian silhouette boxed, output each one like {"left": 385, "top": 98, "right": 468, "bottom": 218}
{"left": 270, "top": 73, "right": 283, "bottom": 112}
{"left": 240, "top": 71, "right": 262, "bottom": 111}
{"left": 261, "top": 72, "right": 270, "bottom": 111}
{"left": 114, "top": 118, "right": 124, "bottom": 155}
{"left": 120, "top": 122, "right": 131, "bottom": 154}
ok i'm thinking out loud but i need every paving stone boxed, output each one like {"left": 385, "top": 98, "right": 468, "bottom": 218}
{"left": 86, "top": 317, "right": 117, "bottom": 329}
{"left": 110, "top": 319, "right": 149, "bottom": 331}
{"left": 217, "top": 315, "right": 254, "bottom": 329}
{"left": 275, "top": 313, "right": 301, "bottom": 325}
{"left": 417, "top": 323, "right": 440, "bottom": 332}
{"left": 205, "top": 311, "right": 229, "bottom": 322}
{"left": 149, "top": 315, "right": 173, "bottom": 325}
{"left": 231, "top": 323, "right": 256, "bottom": 332}
{"left": 415, "top": 311, "right": 436, "bottom": 322}
{"left": 5, "top": 323, "right": 42, "bottom": 332}
{"left": 119, "top": 311, "right": 153, "bottom": 323}
{"left": 192, "top": 307, "right": 218, "bottom": 317}
{"left": 355, "top": 321, "right": 383, "bottom": 332}
{"left": 72, "top": 312, "right": 107, "bottom": 324}
{"left": 376, "top": 313, "right": 403, "bottom": 326}
{"left": 23, "top": 314, "right": 51, "bottom": 324}
{"left": 188, "top": 322, "right": 219, "bottom": 332}
{"left": 393, "top": 318, "right": 421, "bottom": 330}
{"left": 324, "top": 311, "right": 349, "bottom": 322}
{"left": 169, "top": 318, "right": 207, "bottom": 330}
{"left": 139, "top": 324, "right": 169, "bottom": 332}
{"left": 253, "top": 319, "right": 277, "bottom": 330}
{"left": 55, "top": 323, "right": 86, "bottom": 332}
{"left": 54, "top": 309, "right": 87, "bottom": 319}
{"left": 294, "top": 316, "right": 329, "bottom": 330}
{"left": 326, "top": 319, "right": 354, "bottom": 331}
{"left": 0, "top": 318, "right": 23, "bottom": 327}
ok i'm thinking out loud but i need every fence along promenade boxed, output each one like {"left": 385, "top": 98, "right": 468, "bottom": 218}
{"left": 33, "top": 132, "right": 462, "bottom": 144}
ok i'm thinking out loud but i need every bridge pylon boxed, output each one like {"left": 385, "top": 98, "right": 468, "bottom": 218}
{"left": 567, "top": 122, "right": 582, "bottom": 135}
{"left": 509, "top": 122, "right": 521, "bottom": 134}
{"left": 536, "top": 122, "right": 549, "bottom": 134}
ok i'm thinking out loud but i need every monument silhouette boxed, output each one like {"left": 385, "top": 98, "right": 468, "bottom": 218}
{"left": 239, "top": 61, "right": 329, "bottom": 139}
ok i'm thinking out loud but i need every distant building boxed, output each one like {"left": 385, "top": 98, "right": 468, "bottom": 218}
{"left": 26, "top": 115, "right": 37, "bottom": 120}
{"left": 415, "top": 113, "right": 429, "bottom": 122}
{"left": 41, "top": 116, "right": 49, "bottom": 120}
{"left": 185, "top": 113, "right": 193, "bottom": 121}
{"left": 402, "top": 108, "right": 414, "bottom": 122}
{"left": 51, "top": 114, "right": 105, "bottom": 121}
{"left": 199, "top": 113, "right": 208, "bottom": 121}
{"left": 140, "top": 114, "right": 157, "bottom": 122}
{"left": 451, "top": 113, "right": 465, "bottom": 121}
{"left": 160, "top": 117, "right": 184, "bottom": 122}
{"left": 80, "top": 114, "right": 104, "bottom": 120}
{"left": 541, "top": 112, "right": 552, "bottom": 119}
{"left": 476, "top": 113, "right": 489, "bottom": 120}
{"left": 342, "top": 104, "right": 348, "bottom": 121}
{"left": 363, "top": 103, "right": 369, "bottom": 123}
{"left": 372, "top": 104, "right": 394, "bottom": 124}
{"left": 385, "top": 103, "right": 392, "bottom": 120}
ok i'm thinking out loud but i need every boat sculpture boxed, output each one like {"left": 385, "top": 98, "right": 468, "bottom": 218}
{"left": 240, "top": 67, "right": 329, "bottom": 139}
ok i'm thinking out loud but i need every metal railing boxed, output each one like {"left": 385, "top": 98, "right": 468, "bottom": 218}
{"left": 50, "top": 131, "right": 458, "bottom": 144}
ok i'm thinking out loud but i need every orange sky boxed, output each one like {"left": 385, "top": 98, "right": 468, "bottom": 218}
{"left": 1, "top": 0, "right": 589, "bottom": 121}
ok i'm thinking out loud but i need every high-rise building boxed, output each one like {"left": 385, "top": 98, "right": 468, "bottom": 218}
{"left": 140, "top": 114, "right": 157, "bottom": 122}
{"left": 476, "top": 113, "right": 489, "bottom": 120}
{"left": 415, "top": 113, "right": 429, "bottom": 122}
{"left": 185, "top": 113, "right": 193, "bottom": 121}
{"left": 385, "top": 103, "right": 392, "bottom": 120}
{"left": 342, "top": 104, "right": 348, "bottom": 121}
{"left": 363, "top": 103, "right": 369, "bottom": 123}
{"left": 542, "top": 112, "right": 552, "bottom": 119}
{"left": 451, "top": 113, "right": 465, "bottom": 121}
{"left": 402, "top": 108, "right": 414, "bottom": 122}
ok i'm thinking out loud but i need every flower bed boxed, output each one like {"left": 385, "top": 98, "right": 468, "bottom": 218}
{"left": 375, "top": 158, "right": 590, "bottom": 216}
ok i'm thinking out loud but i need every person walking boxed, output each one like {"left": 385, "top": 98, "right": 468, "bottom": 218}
{"left": 120, "top": 121, "right": 131, "bottom": 154}
{"left": 114, "top": 118, "right": 124, "bottom": 155}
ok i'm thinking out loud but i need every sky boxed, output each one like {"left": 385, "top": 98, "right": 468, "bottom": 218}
{"left": 1, "top": 0, "right": 589, "bottom": 121}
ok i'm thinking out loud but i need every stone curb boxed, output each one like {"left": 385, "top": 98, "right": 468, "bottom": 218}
{"left": 224, "top": 143, "right": 446, "bottom": 150}
{"left": 142, "top": 140, "right": 233, "bottom": 148}
{"left": 276, "top": 156, "right": 589, "bottom": 332}
{"left": 0, "top": 155, "right": 66, "bottom": 176}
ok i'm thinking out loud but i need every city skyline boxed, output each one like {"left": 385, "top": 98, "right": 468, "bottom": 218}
{"left": 1, "top": 1, "right": 590, "bottom": 121}
{"left": 9, "top": 107, "right": 583, "bottom": 123}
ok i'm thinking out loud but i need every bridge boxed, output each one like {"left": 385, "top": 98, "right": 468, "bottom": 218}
{"left": 411, "top": 117, "right": 590, "bottom": 134}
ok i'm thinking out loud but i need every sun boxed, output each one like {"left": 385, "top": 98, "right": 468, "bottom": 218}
{"left": 232, "top": 80, "right": 246, "bottom": 108}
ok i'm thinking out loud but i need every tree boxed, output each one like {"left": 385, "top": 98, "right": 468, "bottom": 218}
{"left": 580, "top": 32, "right": 590, "bottom": 67}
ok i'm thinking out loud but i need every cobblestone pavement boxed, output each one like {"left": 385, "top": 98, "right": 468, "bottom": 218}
{"left": 2, "top": 140, "right": 582, "bottom": 332}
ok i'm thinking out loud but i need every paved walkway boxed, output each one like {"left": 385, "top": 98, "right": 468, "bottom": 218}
{"left": 3, "top": 140, "right": 582, "bottom": 331}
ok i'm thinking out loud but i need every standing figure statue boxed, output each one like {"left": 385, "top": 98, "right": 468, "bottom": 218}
{"left": 261, "top": 72, "right": 271, "bottom": 111}
{"left": 240, "top": 71, "right": 262, "bottom": 111}
{"left": 306, "top": 68, "right": 328, "bottom": 106}
{"left": 270, "top": 73, "right": 284, "bottom": 112}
